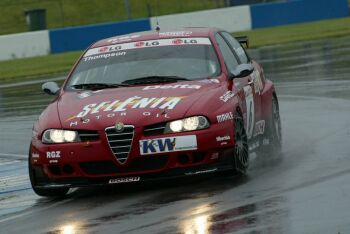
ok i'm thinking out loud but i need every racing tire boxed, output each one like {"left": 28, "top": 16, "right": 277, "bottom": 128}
{"left": 262, "top": 95, "right": 282, "bottom": 157}
{"left": 28, "top": 146, "right": 69, "bottom": 197}
{"left": 232, "top": 112, "right": 249, "bottom": 175}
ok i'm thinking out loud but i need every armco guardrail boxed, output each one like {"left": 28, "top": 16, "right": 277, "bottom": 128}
{"left": 250, "top": 0, "right": 349, "bottom": 28}
{"left": 0, "top": 0, "right": 348, "bottom": 61}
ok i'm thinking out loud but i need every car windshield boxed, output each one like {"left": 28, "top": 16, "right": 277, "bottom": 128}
{"left": 65, "top": 37, "right": 220, "bottom": 89}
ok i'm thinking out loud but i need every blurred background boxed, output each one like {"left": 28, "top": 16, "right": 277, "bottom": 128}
{"left": 0, "top": 0, "right": 286, "bottom": 35}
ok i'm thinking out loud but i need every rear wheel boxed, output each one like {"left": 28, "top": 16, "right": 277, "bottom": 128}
{"left": 28, "top": 146, "right": 69, "bottom": 197}
{"left": 263, "top": 95, "right": 282, "bottom": 156}
{"left": 232, "top": 113, "right": 249, "bottom": 175}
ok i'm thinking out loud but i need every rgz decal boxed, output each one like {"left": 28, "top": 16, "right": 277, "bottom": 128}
{"left": 46, "top": 151, "right": 61, "bottom": 159}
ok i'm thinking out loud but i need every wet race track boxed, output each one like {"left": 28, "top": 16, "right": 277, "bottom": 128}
{"left": 1, "top": 36, "right": 350, "bottom": 233}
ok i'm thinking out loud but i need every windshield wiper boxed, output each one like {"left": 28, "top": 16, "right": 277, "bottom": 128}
{"left": 71, "top": 83, "right": 130, "bottom": 90}
{"left": 122, "top": 76, "right": 190, "bottom": 85}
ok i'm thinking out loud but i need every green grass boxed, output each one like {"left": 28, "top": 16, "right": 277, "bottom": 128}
{"left": 0, "top": 51, "right": 81, "bottom": 84}
{"left": 234, "top": 17, "right": 350, "bottom": 48}
{"left": 1, "top": 16, "right": 350, "bottom": 84}
{"left": 0, "top": 0, "right": 223, "bottom": 35}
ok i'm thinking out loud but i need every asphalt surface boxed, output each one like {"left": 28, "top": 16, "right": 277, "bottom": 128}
{"left": 1, "top": 36, "right": 350, "bottom": 234}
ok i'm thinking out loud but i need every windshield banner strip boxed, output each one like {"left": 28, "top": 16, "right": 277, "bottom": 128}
{"left": 84, "top": 38, "right": 212, "bottom": 57}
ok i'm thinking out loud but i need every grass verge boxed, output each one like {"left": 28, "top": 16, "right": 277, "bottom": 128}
{"left": 233, "top": 17, "right": 350, "bottom": 48}
{"left": 1, "top": 16, "right": 350, "bottom": 84}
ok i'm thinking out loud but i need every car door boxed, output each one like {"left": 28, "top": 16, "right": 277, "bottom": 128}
{"left": 222, "top": 32, "right": 264, "bottom": 140}
{"left": 215, "top": 33, "right": 261, "bottom": 140}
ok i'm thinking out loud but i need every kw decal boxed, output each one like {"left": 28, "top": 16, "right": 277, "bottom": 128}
{"left": 140, "top": 135, "right": 197, "bottom": 155}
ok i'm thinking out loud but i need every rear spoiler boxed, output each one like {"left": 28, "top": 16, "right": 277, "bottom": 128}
{"left": 236, "top": 36, "right": 249, "bottom": 48}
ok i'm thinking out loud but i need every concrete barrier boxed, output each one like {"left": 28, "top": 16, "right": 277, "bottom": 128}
{"left": 250, "top": 0, "right": 349, "bottom": 28}
{"left": 0, "top": 30, "right": 50, "bottom": 61}
{"left": 49, "top": 18, "right": 151, "bottom": 53}
{"left": 150, "top": 6, "right": 252, "bottom": 33}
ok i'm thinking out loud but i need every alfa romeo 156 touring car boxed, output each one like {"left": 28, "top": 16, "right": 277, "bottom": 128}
{"left": 29, "top": 28, "right": 282, "bottom": 197}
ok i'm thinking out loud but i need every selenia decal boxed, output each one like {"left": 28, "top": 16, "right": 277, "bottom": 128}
{"left": 243, "top": 86, "right": 254, "bottom": 139}
{"left": 66, "top": 96, "right": 186, "bottom": 122}
{"left": 140, "top": 135, "right": 197, "bottom": 155}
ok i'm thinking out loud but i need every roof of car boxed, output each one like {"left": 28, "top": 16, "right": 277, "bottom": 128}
{"left": 92, "top": 27, "right": 220, "bottom": 48}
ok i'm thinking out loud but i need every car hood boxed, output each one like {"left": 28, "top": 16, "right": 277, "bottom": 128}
{"left": 57, "top": 80, "right": 222, "bottom": 130}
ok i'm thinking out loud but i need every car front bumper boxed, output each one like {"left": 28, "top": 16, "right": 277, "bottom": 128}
{"left": 30, "top": 121, "right": 235, "bottom": 188}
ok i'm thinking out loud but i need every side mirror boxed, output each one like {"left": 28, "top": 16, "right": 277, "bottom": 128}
{"left": 229, "top": 63, "right": 254, "bottom": 79}
{"left": 42, "top": 82, "right": 60, "bottom": 95}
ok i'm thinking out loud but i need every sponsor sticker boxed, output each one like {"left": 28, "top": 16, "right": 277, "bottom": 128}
{"left": 263, "top": 138, "right": 270, "bottom": 145}
{"left": 249, "top": 141, "right": 260, "bottom": 151}
{"left": 109, "top": 177, "right": 140, "bottom": 184}
{"left": 68, "top": 111, "right": 171, "bottom": 127}
{"left": 84, "top": 51, "right": 126, "bottom": 62}
{"left": 244, "top": 86, "right": 255, "bottom": 139}
{"left": 107, "top": 35, "right": 141, "bottom": 44}
{"left": 143, "top": 84, "right": 200, "bottom": 90}
{"left": 140, "top": 135, "right": 197, "bottom": 155}
{"left": 251, "top": 70, "right": 263, "bottom": 94}
{"left": 159, "top": 31, "right": 192, "bottom": 37}
{"left": 84, "top": 38, "right": 212, "bottom": 57}
{"left": 66, "top": 96, "right": 185, "bottom": 122}
{"left": 253, "top": 120, "right": 265, "bottom": 137}
{"left": 216, "top": 135, "right": 231, "bottom": 142}
{"left": 220, "top": 91, "right": 235, "bottom": 102}
{"left": 46, "top": 151, "right": 61, "bottom": 159}
{"left": 216, "top": 112, "right": 233, "bottom": 123}
{"left": 77, "top": 91, "right": 92, "bottom": 99}
{"left": 199, "top": 79, "right": 219, "bottom": 84}
{"left": 185, "top": 168, "right": 218, "bottom": 176}
{"left": 210, "top": 152, "right": 219, "bottom": 160}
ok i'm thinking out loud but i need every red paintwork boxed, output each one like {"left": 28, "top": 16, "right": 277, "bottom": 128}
{"left": 30, "top": 28, "right": 275, "bottom": 184}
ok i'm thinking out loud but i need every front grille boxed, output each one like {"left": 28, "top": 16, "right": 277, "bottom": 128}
{"left": 105, "top": 125, "right": 134, "bottom": 164}
{"left": 80, "top": 156, "right": 169, "bottom": 175}
{"left": 144, "top": 122, "right": 166, "bottom": 136}
{"left": 78, "top": 130, "right": 99, "bottom": 141}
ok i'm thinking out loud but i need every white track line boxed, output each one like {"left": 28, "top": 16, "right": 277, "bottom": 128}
{"left": 0, "top": 153, "right": 27, "bottom": 160}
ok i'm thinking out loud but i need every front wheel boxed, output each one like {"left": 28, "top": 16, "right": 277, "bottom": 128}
{"left": 232, "top": 113, "right": 249, "bottom": 175}
{"left": 28, "top": 146, "right": 69, "bottom": 197}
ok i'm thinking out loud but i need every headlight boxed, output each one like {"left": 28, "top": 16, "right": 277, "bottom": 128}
{"left": 165, "top": 116, "right": 209, "bottom": 133}
{"left": 42, "top": 129, "right": 79, "bottom": 144}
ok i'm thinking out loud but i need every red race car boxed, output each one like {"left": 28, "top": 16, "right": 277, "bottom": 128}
{"left": 29, "top": 28, "right": 282, "bottom": 197}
